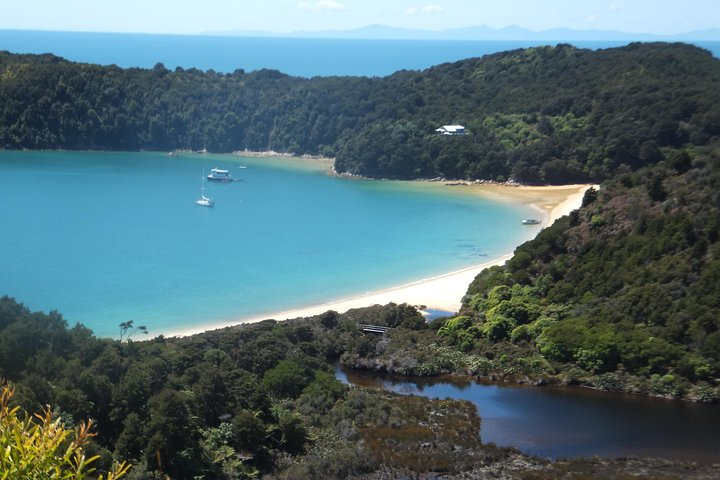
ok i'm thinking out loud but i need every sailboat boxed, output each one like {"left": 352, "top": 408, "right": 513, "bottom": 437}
{"left": 196, "top": 170, "right": 215, "bottom": 207}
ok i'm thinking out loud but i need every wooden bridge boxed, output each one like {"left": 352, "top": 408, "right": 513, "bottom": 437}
{"left": 359, "top": 324, "right": 392, "bottom": 335}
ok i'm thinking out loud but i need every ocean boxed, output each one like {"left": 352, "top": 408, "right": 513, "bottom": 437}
{"left": 0, "top": 151, "right": 538, "bottom": 338}
{"left": 1, "top": 29, "right": 718, "bottom": 77}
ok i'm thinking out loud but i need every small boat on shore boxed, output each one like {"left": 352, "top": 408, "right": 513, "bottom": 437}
{"left": 522, "top": 218, "right": 540, "bottom": 225}
{"left": 207, "top": 167, "right": 234, "bottom": 182}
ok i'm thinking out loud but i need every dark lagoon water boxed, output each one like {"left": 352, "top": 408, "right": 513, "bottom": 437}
{"left": 0, "top": 150, "right": 538, "bottom": 338}
{"left": 1, "top": 30, "right": 718, "bottom": 77}
{"left": 337, "top": 368, "right": 720, "bottom": 463}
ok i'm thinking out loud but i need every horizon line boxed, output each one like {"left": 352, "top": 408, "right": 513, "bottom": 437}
{"left": 1, "top": 24, "right": 719, "bottom": 41}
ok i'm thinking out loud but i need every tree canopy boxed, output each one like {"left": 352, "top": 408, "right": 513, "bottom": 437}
{"left": 453, "top": 142, "right": 720, "bottom": 399}
{"left": 0, "top": 381, "right": 130, "bottom": 480}
{"left": 2, "top": 43, "right": 719, "bottom": 183}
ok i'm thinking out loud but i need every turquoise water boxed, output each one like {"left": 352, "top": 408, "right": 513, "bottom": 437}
{"left": 0, "top": 151, "right": 538, "bottom": 337}
{"left": 2, "top": 30, "right": 718, "bottom": 77}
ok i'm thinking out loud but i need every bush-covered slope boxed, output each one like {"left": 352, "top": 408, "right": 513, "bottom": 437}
{"left": 0, "top": 298, "right": 427, "bottom": 478}
{"left": 456, "top": 143, "right": 720, "bottom": 398}
{"left": 2, "top": 43, "right": 720, "bottom": 183}
{"left": 335, "top": 43, "right": 720, "bottom": 183}
{"left": 2, "top": 298, "right": 718, "bottom": 479}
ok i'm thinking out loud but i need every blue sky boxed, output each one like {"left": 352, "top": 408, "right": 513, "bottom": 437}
{"left": 3, "top": 0, "right": 718, "bottom": 35}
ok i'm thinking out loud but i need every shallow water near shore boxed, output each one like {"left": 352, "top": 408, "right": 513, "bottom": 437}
{"left": 0, "top": 150, "right": 539, "bottom": 337}
{"left": 337, "top": 368, "right": 720, "bottom": 463}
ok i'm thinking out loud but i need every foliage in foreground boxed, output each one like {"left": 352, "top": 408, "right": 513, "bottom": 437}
{"left": 0, "top": 381, "right": 130, "bottom": 479}
{"left": 0, "top": 299, "right": 423, "bottom": 478}
{"left": 1, "top": 298, "right": 719, "bottom": 478}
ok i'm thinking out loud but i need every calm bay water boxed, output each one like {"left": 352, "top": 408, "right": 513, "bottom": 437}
{"left": 0, "top": 150, "right": 537, "bottom": 337}
{"left": 338, "top": 369, "right": 720, "bottom": 463}
{"left": 1, "top": 30, "right": 718, "bottom": 77}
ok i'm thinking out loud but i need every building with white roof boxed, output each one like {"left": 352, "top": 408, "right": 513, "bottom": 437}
{"left": 435, "top": 125, "right": 467, "bottom": 135}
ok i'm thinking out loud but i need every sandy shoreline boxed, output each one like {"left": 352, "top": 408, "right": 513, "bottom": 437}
{"left": 165, "top": 179, "right": 595, "bottom": 338}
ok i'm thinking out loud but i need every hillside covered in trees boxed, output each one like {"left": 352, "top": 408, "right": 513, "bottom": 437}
{"left": 2, "top": 42, "right": 720, "bottom": 183}
{"left": 2, "top": 298, "right": 719, "bottom": 479}
{"left": 456, "top": 142, "right": 720, "bottom": 398}
{"left": 330, "top": 142, "right": 720, "bottom": 403}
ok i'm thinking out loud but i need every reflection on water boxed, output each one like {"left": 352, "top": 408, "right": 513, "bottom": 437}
{"left": 337, "top": 368, "right": 720, "bottom": 463}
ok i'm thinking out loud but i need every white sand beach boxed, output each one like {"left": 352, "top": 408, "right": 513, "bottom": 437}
{"left": 165, "top": 183, "right": 594, "bottom": 337}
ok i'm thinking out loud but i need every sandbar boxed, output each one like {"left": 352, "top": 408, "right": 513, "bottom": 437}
{"left": 164, "top": 181, "right": 595, "bottom": 338}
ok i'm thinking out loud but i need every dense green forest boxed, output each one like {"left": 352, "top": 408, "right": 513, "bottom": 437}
{"left": 2, "top": 43, "right": 720, "bottom": 183}
{"left": 2, "top": 298, "right": 718, "bottom": 479}
{"left": 457, "top": 143, "right": 720, "bottom": 399}
{"left": 0, "top": 299, "right": 416, "bottom": 479}
{"left": 336, "top": 145, "right": 720, "bottom": 402}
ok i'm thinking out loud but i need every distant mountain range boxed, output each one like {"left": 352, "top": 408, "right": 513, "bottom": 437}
{"left": 207, "top": 24, "right": 720, "bottom": 41}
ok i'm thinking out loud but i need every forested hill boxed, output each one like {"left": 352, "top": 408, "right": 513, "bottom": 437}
{"left": 2, "top": 42, "right": 720, "bottom": 183}
{"left": 458, "top": 141, "right": 720, "bottom": 399}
